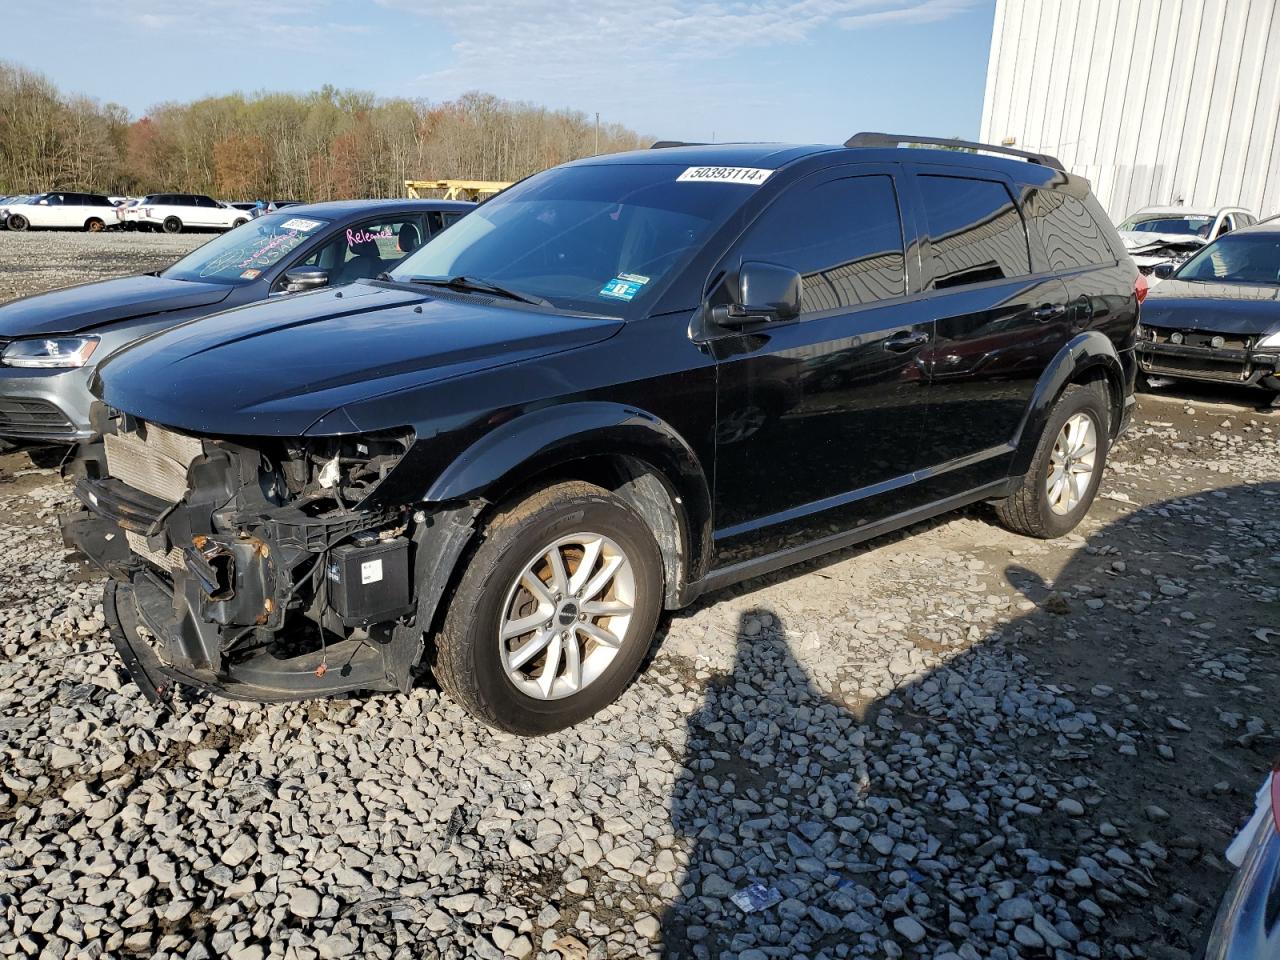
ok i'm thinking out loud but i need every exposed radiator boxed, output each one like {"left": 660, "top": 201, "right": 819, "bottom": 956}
{"left": 104, "top": 422, "right": 204, "bottom": 504}
{"left": 124, "top": 530, "right": 184, "bottom": 573}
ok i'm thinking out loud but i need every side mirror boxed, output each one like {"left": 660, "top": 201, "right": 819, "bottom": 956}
{"left": 283, "top": 267, "right": 330, "bottom": 293}
{"left": 1152, "top": 262, "right": 1175, "bottom": 280}
{"left": 713, "top": 261, "right": 802, "bottom": 327}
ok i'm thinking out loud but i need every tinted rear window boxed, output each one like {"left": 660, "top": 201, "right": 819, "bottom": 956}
{"left": 917, "top": 175, "right": 1031, "bottom": 289}
{"left": 1025, "top": 190, "right": 1117, "bottom": 269}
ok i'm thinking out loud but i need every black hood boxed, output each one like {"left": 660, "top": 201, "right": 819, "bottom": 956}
{"left": 96, "top": 280, "right": 623, "bottom": 437}
{"left": 0, "top": 275, "right": 233, "bottom": 338}
{"left": 1142, "top": 278, "right": 1280, "bottom": 335}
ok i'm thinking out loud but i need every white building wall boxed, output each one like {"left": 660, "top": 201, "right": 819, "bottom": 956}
{"left": 980, "top": 0, "right": 1280, "bottom": 221}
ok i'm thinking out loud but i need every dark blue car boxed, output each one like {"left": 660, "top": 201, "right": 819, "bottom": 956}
{"left": 0, "top": 199, "right": 473, "bottom": 442}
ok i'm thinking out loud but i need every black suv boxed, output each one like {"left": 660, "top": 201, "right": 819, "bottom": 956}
{"left": 64, "top": 134, "right": 1141, "bottom": 734}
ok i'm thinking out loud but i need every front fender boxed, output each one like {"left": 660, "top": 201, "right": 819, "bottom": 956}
{"left": 1010, "top": 331, "right": 1129, "bottom": 478}
{"left": 423, "top": 401, "right": 714, "bottom": 583}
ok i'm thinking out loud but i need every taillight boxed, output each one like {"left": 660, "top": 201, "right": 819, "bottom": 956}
{"left": 1270, "top": 766, "right": 1280, "bottom": 834}
{"left": 1134, "top": 273, "right": 1149, "bottom": 305}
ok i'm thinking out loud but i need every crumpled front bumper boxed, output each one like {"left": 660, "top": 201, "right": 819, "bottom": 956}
{"left": 1137, "top": 337, "right": 1280, "bottom": 387}
{"left": 102, "top": 580, "right": 168, "bottom": 704}
{"left": 64, "top": 499, "right": 407, "bottom": 704}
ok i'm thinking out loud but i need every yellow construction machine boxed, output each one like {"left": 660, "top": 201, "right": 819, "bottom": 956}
{"left": 404, "top": 179, "right": 511, "bottom": 202}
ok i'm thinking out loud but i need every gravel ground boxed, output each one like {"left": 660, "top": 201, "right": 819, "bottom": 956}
{"left": 0, "top": 230, "right": 205, "bottom": 304}
{"left": 0, "top": 234, "right": 1278, "bottom": 960}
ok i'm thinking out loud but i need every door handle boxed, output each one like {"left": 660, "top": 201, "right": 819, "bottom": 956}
{"left": 1032, "top": 303, "right": 1067, "bottom": 322}
{"left": 883, "top": 330, "right": 929, "bottom": 353}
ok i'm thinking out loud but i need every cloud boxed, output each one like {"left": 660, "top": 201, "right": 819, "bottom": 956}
{"left": 374, "top": 0, "right": 975, "bottom": 127}
{"left": 95, "top": 0, "right": 370, "bottom": 50}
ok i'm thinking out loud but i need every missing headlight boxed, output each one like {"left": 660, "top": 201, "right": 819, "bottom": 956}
{"left": 300, "top": 428, "right": 415, "bottom": 509}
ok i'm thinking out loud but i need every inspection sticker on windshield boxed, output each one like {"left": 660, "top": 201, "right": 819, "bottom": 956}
{"left": 599, "top": 273, "right": 649, "bottom": 301}
{"left": 240, "top": 269, "right": 261, "bottom": 280}
{"left": 280, "top": 217, "right": 323, "bottom": 232}
{"left": 677, "top": 166, "right": 773, "bottom": 186}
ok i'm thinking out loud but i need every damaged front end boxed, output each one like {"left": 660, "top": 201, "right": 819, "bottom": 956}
{"left": 1120, "top": 231, "right": 1206, "bottom": 277}
{"left": 62, "top": 411, "right": 465, "bottom": 703}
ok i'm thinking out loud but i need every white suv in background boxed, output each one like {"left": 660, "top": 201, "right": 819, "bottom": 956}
{"left": 4, "top": 192, "right": 119, "bottom": 232}
{"left": 124, "top": 194, "right": 251, "bottom": 233}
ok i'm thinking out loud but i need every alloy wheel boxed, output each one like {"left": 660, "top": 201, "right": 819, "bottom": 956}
{"left": 498, "top": 532, "right": 636, "bottom": 700}
{"left": 1046, "top": 412, "right": 1098, "bottom": 515}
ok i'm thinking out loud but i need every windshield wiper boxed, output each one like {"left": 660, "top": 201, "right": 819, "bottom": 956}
{"left": 406, "top": 275, "right": 552, "bottom": 307}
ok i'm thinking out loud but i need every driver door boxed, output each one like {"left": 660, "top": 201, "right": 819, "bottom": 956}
{"left": 41, "top": 193, "right": 69, "bottom": 228}
{"left": 707, "top": 166, "right": 934, "bottom": 565}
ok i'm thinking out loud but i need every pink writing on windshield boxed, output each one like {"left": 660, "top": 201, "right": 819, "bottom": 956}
{"left": 347, "top": 226, "right": 393, "bottom": 245}
{"left": 238, "top": 230, "right": 299, "bottom": 268}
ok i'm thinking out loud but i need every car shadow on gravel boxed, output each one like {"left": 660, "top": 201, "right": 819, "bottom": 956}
{"left": 662, "top": 481, "right": 1279, "bottom": 960}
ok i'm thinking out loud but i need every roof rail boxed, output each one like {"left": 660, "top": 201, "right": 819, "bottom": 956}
{"left": 844, "top": 132, "right": 1064, "bottom": 171}
{"left": 650, "top": 140, "right": 708, "bottom": 149}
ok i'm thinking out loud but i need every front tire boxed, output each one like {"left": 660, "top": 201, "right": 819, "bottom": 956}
{"left": 434, "top": 481, "right": 663, "bottom": 735}
{"left": 162, "top": 216, "right": 183, "bottom": 234}
{"left": 7, "top": 214, "right": 28, "bottom": 231}
{"left": 232, "top": 218, "right": 248, "bottom": 228}
{"left": 994, "top": 380, "right": 1111, "bottom": 539}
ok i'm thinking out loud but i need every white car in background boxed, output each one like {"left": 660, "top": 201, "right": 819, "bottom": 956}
{"left": 122, "top": 193, "right": 251, "bottom": 233}
{"left": 1118, "top": 205, "right": 1257, "bottom": 282}
{"left": 0, "top": 195, "right": 36, "bottom": 228}
{"left": 4, "top": 192, "right": 119, "bottom": 232}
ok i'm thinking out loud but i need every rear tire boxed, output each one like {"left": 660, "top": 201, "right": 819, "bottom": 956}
{"left": 433, "top": 481, "right": 663, "bottom": 735}
{"left": 84, "top": 218, "right": 104, "bottom": 232}
{"left": 994, "top": 380, "right": 1111, "bottom": 539}
{"left": 162, "top": 217, "right": 182, "bottom": 234}
{"left": 7, "top": 214, "right": 28, "bottom": 231}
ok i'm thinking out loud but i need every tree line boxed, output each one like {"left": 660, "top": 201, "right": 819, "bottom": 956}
{"left": 0, "top": 61, "right": 651, "bottom": 200}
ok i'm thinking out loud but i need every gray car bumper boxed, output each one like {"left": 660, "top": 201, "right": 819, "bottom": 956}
{"left": 0, "top": 364, "right": 95, "bottom": 442}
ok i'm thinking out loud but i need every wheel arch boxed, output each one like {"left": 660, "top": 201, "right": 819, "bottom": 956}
{"left": 423, "top": 402, "right": 713, "bottom": 609}
{"left": 1010, "top": 331, "right": 1127, "bottom": 478}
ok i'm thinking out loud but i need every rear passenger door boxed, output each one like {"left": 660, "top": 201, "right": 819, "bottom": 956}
{"left": 904, "top": 168, "right": 1071, "bottom": 496}
{"left": 191, "top": 196, "right": 219, "bottom": 227}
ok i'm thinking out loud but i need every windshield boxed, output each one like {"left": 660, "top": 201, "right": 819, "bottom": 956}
{"left": 1175, "top": 233, "right": 1280, "bottom": 284}
{"left": 1120, "top": 214, "right": 1213, "bottom": 237}
{"left": 389, "top": 163, "right": 758, "bottom": 315}
{"left": 161, "top": 213, "right": 330, "bottom": 285}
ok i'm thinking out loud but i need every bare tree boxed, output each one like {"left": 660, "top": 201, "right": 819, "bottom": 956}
{"left": 0, "top": 60, "right": 652, "bottom": 199}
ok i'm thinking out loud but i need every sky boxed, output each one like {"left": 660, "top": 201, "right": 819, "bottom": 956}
{"left": 9, "top": 0, "right": 996, "bottom": 144}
